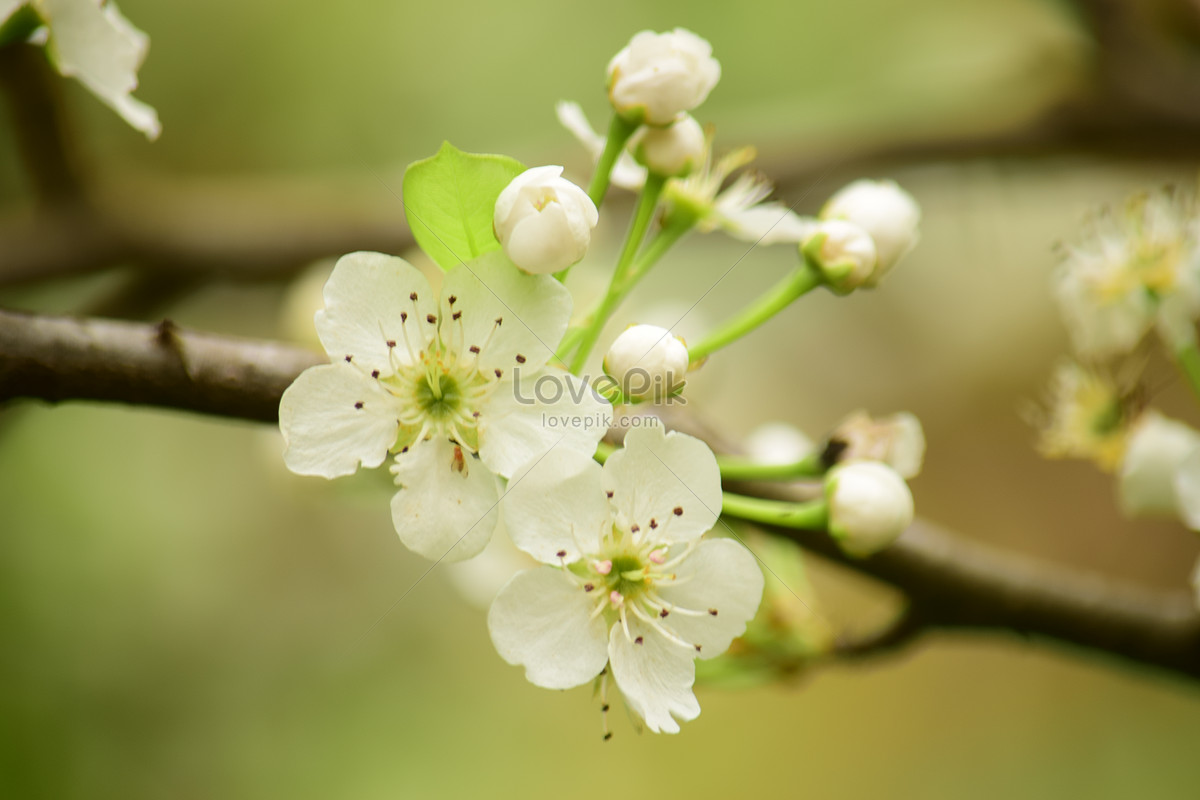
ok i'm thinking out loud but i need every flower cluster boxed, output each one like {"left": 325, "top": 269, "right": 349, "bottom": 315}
{"left": 277, "top": 27, "right": 927, "bottom": 734}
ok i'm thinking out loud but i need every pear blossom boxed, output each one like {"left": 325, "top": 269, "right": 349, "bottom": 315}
{"left": 663, "top": 140, "right": 815, "bottom": 245}
{"left": 825, "top": 461, "right": 913, "bottom": 557}
{"left": 828, "top": 410, "right": 926, "bottom": 479}
{"left": 1171, "top": 445, "right": 1200, "bottom": 531}
{"left": 744, "top": 422, "right": 816, "bottom": 466}
{"left": 555, "top": 101, "right": 647, "bottom": 192}
{"left": 607, "top": 28, "right": 720, "bottom": 126}
{"left": 603, "top": 324, "right": 689, "bottom": 401}
{"left": 632, "top": 114, "right": 706, "bottom": 178}
{"left": 493, "top": 166, "right": 598, "bottom": 275}
{"left": 1053, "top": 186, "right": 1200, "bottom": 359}
{"left": 801, "top": 219, "right": 879, "bottom": 294}
{"left": 1118, "top": 411, "right": 1200, "bottom": 519}
{"left": 1034, "top": 361, "right": 1140, "bottom": 472}
{"left": 2, "top": 0, "right": 160, "bottom": 138}
{"left": 820, "top": 180, "right": 920, "bottom": 281}
{"left": 279, "top": 250, "right": 609, "bottom": 562}
{"left": 489, "top": 425, "right": 763, "bottom": 734}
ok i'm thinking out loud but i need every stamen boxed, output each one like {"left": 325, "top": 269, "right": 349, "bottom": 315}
{"left": 628, "top": 602, "right": 695, "bottom": 650}
{"left": 593, "top": 560, "right": 613, "bottom": 575}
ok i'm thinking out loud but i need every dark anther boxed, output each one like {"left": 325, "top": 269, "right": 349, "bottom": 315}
{"left": 556, "top": 550, "right": 567, "bottom": 558}
{"left": 495, "top": 317, "right": 503, "bottom": 325}
{"left": 448, "top": 295, "right": 457, "bottom": 304}
{"left": 634, "top": 636, "right": 643, "bottom": 645}
{"left": 410, "top": 292, "right": 418, "bottom": 301}
{"left": 494, "top": 369, "right": 503, "bottom": 378}
{"left": 630, "top": 524, "right": 640, "bottom": 533}
{"left": 426, "top": 314, "right": 437, "bottom": 324}
{"left": 659, "top": 609, "right": 669, "bottom": 618}
{"left": 584, "top": 583, "right": 595, "bottom": 592}
{"left": 344, "top": 355, "right": 353, "bottom": 363}
{"left": 601, "top": 704, "right": 610, "bottom": 712}
{"left": 708, "top": 609, "right": 718, "bottom": 616}
{"left": 354, "top": 401, "right": 364, "bottom": 410}
{"left": 605, "top": 490, "right": 614, "bottom": 498}
{"left": 649, "top": 519, "right": 657, "bottom": 528}
{"left": 469, "top": 345, "right": 481, "bottom": 354}
{"left": 387, "top": 340, "right": 396, "bottom": 348}
{"left": 452, "top": 311, "right": 462, "bottom": 321}
{"left": 694, "top": 644, "right": 702, "bottom": 652}
{"left": 673, "top": 506, "right": 683, "bottom": 516}
{"left": 515, "top": 354, "right": 526, "bottom": 363}
{"left": 371, "top": 370, "right": 380, "bottom": 379}
{"left": 400, "top": 446, "right": 409, "bottom": 454}
{"left": 603, "top": 733, "right": 613, "bottom": 741}
{"left": 400, "top": 312, "right": 408, "bottom": 322}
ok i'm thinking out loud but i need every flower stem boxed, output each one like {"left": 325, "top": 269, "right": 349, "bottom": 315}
{"left": 568, "top": 173, "right": 667, "bottom": 373}
{"left": 687, "top": 256, "right": 823, "bottom": 364}
{"left": 1175, "top": 342, "right": 1200, "bottom": 404}
{"left": 587, "top": 114, "right": 639, "bottom": 209}
{"left": 717, "top": 452, "right": 825, "bottom": 481}
{"left": 721, "top": 492, "right": 829, "bottom": 530}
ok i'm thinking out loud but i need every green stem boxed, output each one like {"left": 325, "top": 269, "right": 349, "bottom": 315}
{"left": 587, "top": 114, "right": 639, "bottom": 209}
{"left": 721, "top": 492, "right": 829, "bottom": 530}
{"left": 0, "top": 6, "right": 42, "bottom": 49}
{"left": 717, "top": 451, "right": 825, "bottom": 481}
{"left": 594, "top": 440, "right": 616, "bottom": 464}
{"left": 1175, "top": 342, "right": 1200, "bottom": 404}
{"left": 568, "top": 173, "right": 666, "bottom": 373}
{"left": 687, "top": 257, "right": 823, "bottom": 363}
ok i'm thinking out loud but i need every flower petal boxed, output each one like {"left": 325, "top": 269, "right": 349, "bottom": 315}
{"left": 315, "top": 252, "right": 437, "bottom": 374}
{"left": 608, "top": 615, "right": 700, "bottom": 734}
{"left": 439, "top": 251, "right": 571, "bottom": 374}
{"left": 390, "top": 438, "right": 501, "bottom": 562}
{"left": 500, "top": 445, "right": 611, "bottom": 563}
{"left": 478, "top": 371, "right": 609, "bottom": 478}
{"left": 488, "top": 566, "right": 610, "bottom": 690}
{"left": 720, "top": 205, "right": 817, "bottom": 245}
{"left": 603, "top": 425, "right": 721, "bottom": 543}
{"left": 555, "top": 101, "right": 605, "bottom": 159}
{"left": 279, "top": 363, "right": 401, "bottom": 478}
{"left": 655, "top": 539, "right": 764, "bottom": 658}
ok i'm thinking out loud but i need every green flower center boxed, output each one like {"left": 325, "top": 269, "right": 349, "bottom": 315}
{"left": 415, "top": 372, "right": 463, "bottom": 420}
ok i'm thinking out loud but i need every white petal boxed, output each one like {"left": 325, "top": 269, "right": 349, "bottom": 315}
{"left": 1172, "top": 445, "right": 1200, "bottom": 531}
{"left": 279, "top": 364, "right": 401, "bottom": 478}
{"left": 555, "top": 101, "right": 605, "bottom": 159}
{"left": 720, "top": 205, "right": 817, "bottom": 245}
{"left": 478, "top": 371, "right": 609, "bottom": 478}
{"left": 439, "top": 250, "right": 571, "bottom": 374}
{"left": 610, "top": 151, "right": 649, "bottom": 192}
{"left": 444, "top": 523, "right": 535, "bottom": 609}
{"left": 603, "top": 425, "right": 721, "bottom": 543}
{"left": 1, "top": 2, "right": 21, "bottom": 25}
{"left": 39, "top": 0, "right": 161, "bottom": 138}
{"left": 488, "top": 567, "right": 611, "bottom": 690}
{"left": 499, "top": 445, "right": 611, "bottom": 563}
{"left": 1119, "top": 412, "right": 1200, "bottom": 518}
{"left": 608, "top": 615, "right": 700, "bottom": 734}
{"left": 506, "top": 202, "right": 588, "bottom": 274}
{"left": 655, "top": 539, "right": 764, "bottom": 658}
{"left": 390, "top": 438, "right": 501, "bottom": 562}
{"left": 315, "top": 252, "right": 437, "bottom": 374}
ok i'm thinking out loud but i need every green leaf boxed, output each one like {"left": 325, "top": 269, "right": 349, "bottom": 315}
{"left": 402, "top": 142, "right": 526, "bottom": 271}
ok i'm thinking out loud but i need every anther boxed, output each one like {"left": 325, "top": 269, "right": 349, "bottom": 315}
{"left": 452, "top": 311, "right": 462, "bottom": 321}
{"left": 515, "top": 354, "right": 526, "bottom": 363}
{"left": 448, "top": 295, "right": 457, "bottom": 304}
{"left": 354, "top": 402, "right": 364, "bottom": 410}
{"left": 371, "top": 370, "right": 380, "bottom": 379}
{"left": 400, "top": 312, "right": 408, "bottom": 322}
{"left": 605, "top": 490, "right": 614, "bottom": 499}
{"left": 387, "top": 340, "right": 396, "bottom": 349}
{"left": 649, "top": 519, "right": 657, "bottom": 529}
{"left": 469, "top": 345, "right": 480, "bottom": 354}
{"left": 630, "top": 524, "right": 640, "bottom": 533}
{"left": 634, "top": 636, "right": 644, "bottom": 645}
{"left": 426, "top": 314, "right": 437, "bottom": 324}
{"left": 584, "top": 583, "right": 595, "bottom": 592}
{"left": 593, "top": 560, "right": 613, "bottom": 575}
{"left": 659, "top": 609, "right": 669, "bottom": 618}
{"left": 344, "top": 355, "right": 352, "bottom": 363}
{"left": 694, "top": 644, "right": 702, "bottom": 652}
{"left": 609, "top": 590, "right": 623, "bottom": 607}
{"left": 603, "top": 733, "right": 613, "bottom": 741}
{"left": 556, "top": 550, "right": 567, "bottom": 558}
{"left": 673, "top": 506, "right": 684, "bottom": 516}
{"left": 601, "top": 704, "right": 609, "bottom": 712}
{"left": 495, "top": 317, "right": 503, "bottom": 325}
{"left": 494, "top": 369, "right": 503, "bottom": 378}
{"left": 708, "top": 608, "right": 718, "bottom": 616}
{"left": 409, "top": 292, "right": 418, "bottom": 301}
{"left": 649, "top": 549, "right": 666, "bottom": 564}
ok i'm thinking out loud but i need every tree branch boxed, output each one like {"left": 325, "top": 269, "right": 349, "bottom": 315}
{"left": 2, "top": 309, "right": 1198, "bottom": 679}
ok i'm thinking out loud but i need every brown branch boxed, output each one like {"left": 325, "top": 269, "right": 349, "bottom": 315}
{"left": 2, "top": 308, "right": 1198, "bottom": 680}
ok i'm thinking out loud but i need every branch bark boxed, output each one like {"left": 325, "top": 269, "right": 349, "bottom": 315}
{"left": 2, "top": 309, "right": 1198, "bottom": 679}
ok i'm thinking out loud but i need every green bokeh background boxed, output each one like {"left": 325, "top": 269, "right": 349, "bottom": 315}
{"left": 2, "top": 0, "right": 1200, "bottom": 797}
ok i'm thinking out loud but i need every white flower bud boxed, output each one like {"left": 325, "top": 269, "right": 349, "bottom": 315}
{"left": 802, "top": 220, "right": 878, "bottom": 294}
{"left": 745, "top": 422, "right": 815, "bottom": 466}
{"left": 493, "top": 165, "right": 599, "bottom": 274}
{"left": 821, "top": 180, "right": 920, "bottom": 282}
{"left": 829, "top": 410, "right": 926, "bottom": 479}
{"left": 1118, "top": 411, "right": 1200, "bottom": 519}
{"left": 607, "top": 28, "right": 721, "bottom": 126}
{"left": 632, "top": 114, "right": 706, "bottom": 177}
{"left": 825, "top": 462, "right": 913, "bottom": 557}
{"left": 603, "top": 324, "right": 689, "bottom": 401}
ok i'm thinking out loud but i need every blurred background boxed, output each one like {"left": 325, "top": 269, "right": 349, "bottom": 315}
{"left": 3, "top": 0, "right": 1200, "bottom": 796}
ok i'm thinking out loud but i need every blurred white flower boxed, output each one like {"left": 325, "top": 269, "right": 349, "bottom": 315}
{"left": 1034, "top": 361, "right": 1140, "bottom": 472}
{"left": 493, "top": 166, "right": 599, "bottom": 275}
{"left": 1192, "top": 559, "right": 1200, "bottom": 610}
{"left": 802, "top": 219, "right": 879, "bottom": 294}
{"left": 603, "top": 324, "right": 689, "bottom": 401}
{"left": 829, "top": 410, "right": 926, "bottom": 479}
{"left": 825, "top": 461, "right": 913, "bottom": 558}
{"left": 744, "top": 422, "right": 815, "bottom": 466}
{"left": 1171, "top": 444, "right": 1200, "bottom": 532}
{"left": 820, "top": 179, "right": 920, "bottom": 283}
{"left": 555, "top": 101, "right": 647, "bottom": 192}
{"left": 632, "top": 113, "right": 705, "bottom": 178}
{"left": 279, "top": 251, "right": 608, "bottom": 562}
{"left": 1053, "top": 187, "right": 1200, "bottom": 359}
{"left": 1118, "top": 411, "right": 1200, "bottom": 519}
{"left": 607, "top": 28, "right": 720, "bottom": 126}
{"left": 445, "top": 525, "right": 537, "bottom": 609}
{"left": 3, "top": 0, "right": 160, "bottom": 138}
{"left": 489, "top": 425, "right": 762, "bottom": 734}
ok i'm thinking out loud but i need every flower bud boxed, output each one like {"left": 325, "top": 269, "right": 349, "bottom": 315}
{"left": 827, "top": 410, "right": 925, "bottom": 479}
{"left": 607, "top": 29, "right": 720, "bottom": 126}
{"left": 1118, "top": 411, "right": 1200, "bottom": 518}
{"left": 745, "top": 422, "right": 816, "bottom": 466}
{"left": 801, "top": 220, "right": 878, "bottom": 294}
{"left": 603, "top": 324, "right": 689, "bottom": 401}
{"left": 632, "top": 114, "right": 706, "bottom": 177}
{"left": 820, "top": 180, "right": 920, "bottom": 282}
{"left": 493, "top": 165, "right": 599, "bottom": 274}
{"left": 825, "top": 462, "right": 913, "bottom": 557}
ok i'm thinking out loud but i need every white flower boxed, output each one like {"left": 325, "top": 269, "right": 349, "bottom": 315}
{"left": 744, "top": 422, "right": 815, "bottom": 466}
{"left": 632, "top": 114, "right": 705, "bottom": 178}
{"left": 1034, "top": 361, "right": 1139, "bottom": 472}
{"left": 1118, "top": 412, "right": 1200, "bottom": 519}
{"left": 603, "top": 324, "right": 689, "bottom": 401}
{"left": 825, "top": 462, "right": 913, "bottom": 557}
{"left": 3, "top": 0, "right": 160, "bottom": 138}
{"left": 1053, "top": 187, "right": 1200, "bottom": 359}
{"left": 607, "top": 28, "right": 720, "bottom": 126}
{"left": 279, "top": 251, "right": 610, "bottom": 562}
{"left": 802, "top": 219, "right": 879, "bottom": 294}
{"left": 555, "top": 101, "right": 647, "bottom": 192}
{"left": 829, "top": 410, "right": 926, "bottom": 479}
{"left": 493, "top": 166, "right": 598, "bottom": 275}
{"left": 1171, "top": 444, "right": 1200, "bottom": 531}
{"left": 1192, "top": 559, "right": 1200, "bottom": 610}
{"left": 664, "top": 141, "right": 815, "bottom": 245}
{"left": 489, "top": 425, "right": 763, "bottom": 734}
{"left": 820, "top": 179, "right": 920, "bottom": 282}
